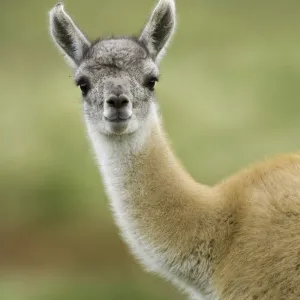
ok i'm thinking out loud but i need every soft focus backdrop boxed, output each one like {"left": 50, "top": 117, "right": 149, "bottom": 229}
{"left": 1, "top": 0, "right": 300, "bottom": 299}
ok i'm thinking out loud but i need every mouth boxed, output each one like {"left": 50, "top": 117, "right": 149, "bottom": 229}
{"left": 104, "top": 116, "right": 132, "bottom": 134}
{"left": 105, "top": 116, "right": 131, "bottom": 123}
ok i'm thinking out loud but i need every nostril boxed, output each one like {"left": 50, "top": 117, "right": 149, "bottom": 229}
{"left": 107, "top": 98, "right": 116, "bottom": 107}
{"left": 121, "top": 98, "right": 129, "bottom": 106}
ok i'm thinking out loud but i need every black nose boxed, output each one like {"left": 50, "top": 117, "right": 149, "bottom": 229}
{"left": 106, "top": 95, "right": 129, "bottom": 109}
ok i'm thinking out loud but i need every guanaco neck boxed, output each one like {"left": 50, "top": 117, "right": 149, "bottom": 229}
{"left": 86, "top": 112, "right": 223, "bottom": 293}
{"left": 87, "top": 115, "right": 212, "bottom": 215}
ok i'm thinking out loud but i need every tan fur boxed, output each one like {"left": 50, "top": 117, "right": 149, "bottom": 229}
{"left": 214, "top": 154, "right": 300, "bottom": 299}
{"left": 93, "top": 120, "right": 300, "bottom": 299}
{"left": 49, "top": 1, "right": 300, "bottom": 299}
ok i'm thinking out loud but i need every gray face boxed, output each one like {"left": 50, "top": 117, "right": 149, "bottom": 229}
{"left": 49, "top": 0, "right": 176, "bottom": 135}
{"left": 75, "top": 39, "right": 159, "bottom": 135}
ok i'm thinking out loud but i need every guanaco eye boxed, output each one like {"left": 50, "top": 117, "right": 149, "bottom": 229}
{"left": 76, "top": 77, "right": 91, "bottom": 96}
{"left": 144, "top": 76, "right": 158, "bottom": 91}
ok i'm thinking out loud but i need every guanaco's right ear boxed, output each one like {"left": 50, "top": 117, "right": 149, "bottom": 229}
{"left": 49, "top": 3, "right": 91, "bottom": 68}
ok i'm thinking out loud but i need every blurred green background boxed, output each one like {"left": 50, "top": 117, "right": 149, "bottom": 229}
{"left": 1, "top": 0, "right": 300, "bottom": 299}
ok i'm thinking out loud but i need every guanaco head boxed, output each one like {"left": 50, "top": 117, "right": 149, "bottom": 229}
{"left": 49, "top": 0, "right": 176, "bottom": 135}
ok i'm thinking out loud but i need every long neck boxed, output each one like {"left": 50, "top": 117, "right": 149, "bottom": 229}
{"left": 88, "top": 116, "right": 211, "bottom": 216}
{"left": 86, "top": 114, "right": 224, "bottom": 296}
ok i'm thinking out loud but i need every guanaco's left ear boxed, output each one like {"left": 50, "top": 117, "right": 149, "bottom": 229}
{"left": 139, "top": 0, "right": 176, "bottom": 63}
{"left": 49, "top": 3, "right": 91, "bottom": 68}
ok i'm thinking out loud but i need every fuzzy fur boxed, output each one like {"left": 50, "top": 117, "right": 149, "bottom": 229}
{"left": 49, "top": 1, "right": 300, "bottom": 299}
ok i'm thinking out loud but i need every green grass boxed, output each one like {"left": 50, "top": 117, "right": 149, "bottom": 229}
{"left": 0, "top": 275, "right": 178, "bottom": 300}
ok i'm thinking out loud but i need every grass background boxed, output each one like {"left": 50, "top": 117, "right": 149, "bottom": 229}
{"left": 1, "top": 0, "right": 300, "bottom": 298}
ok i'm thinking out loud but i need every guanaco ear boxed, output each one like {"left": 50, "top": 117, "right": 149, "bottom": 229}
{"left": 139, "top": 0, "right": 176, "bottom": 63}
{"left": 49, "top": 3, "right": 91, "bottom": 68}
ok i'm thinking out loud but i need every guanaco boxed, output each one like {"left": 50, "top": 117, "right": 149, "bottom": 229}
{"left": 49, "top": 1, "right": 300, "bottom": 299}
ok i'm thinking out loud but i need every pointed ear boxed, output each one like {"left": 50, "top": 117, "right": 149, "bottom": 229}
{"left": 139, "top": 0, "right": 176, "bottom": 63}
{"left": 49, "top": 3, "right": 91, "bottom": 68}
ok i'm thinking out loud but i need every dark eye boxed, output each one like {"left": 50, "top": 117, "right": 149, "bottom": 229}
{"left": 145, "top": 76, "right": 158, "bottom": 91}
{"left": 76, "top": 77, "right": 90, "bottom": 96}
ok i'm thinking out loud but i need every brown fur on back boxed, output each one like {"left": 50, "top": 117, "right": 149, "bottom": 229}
{"left": 215, "top": 154, "right": 300, "bottom": 299}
